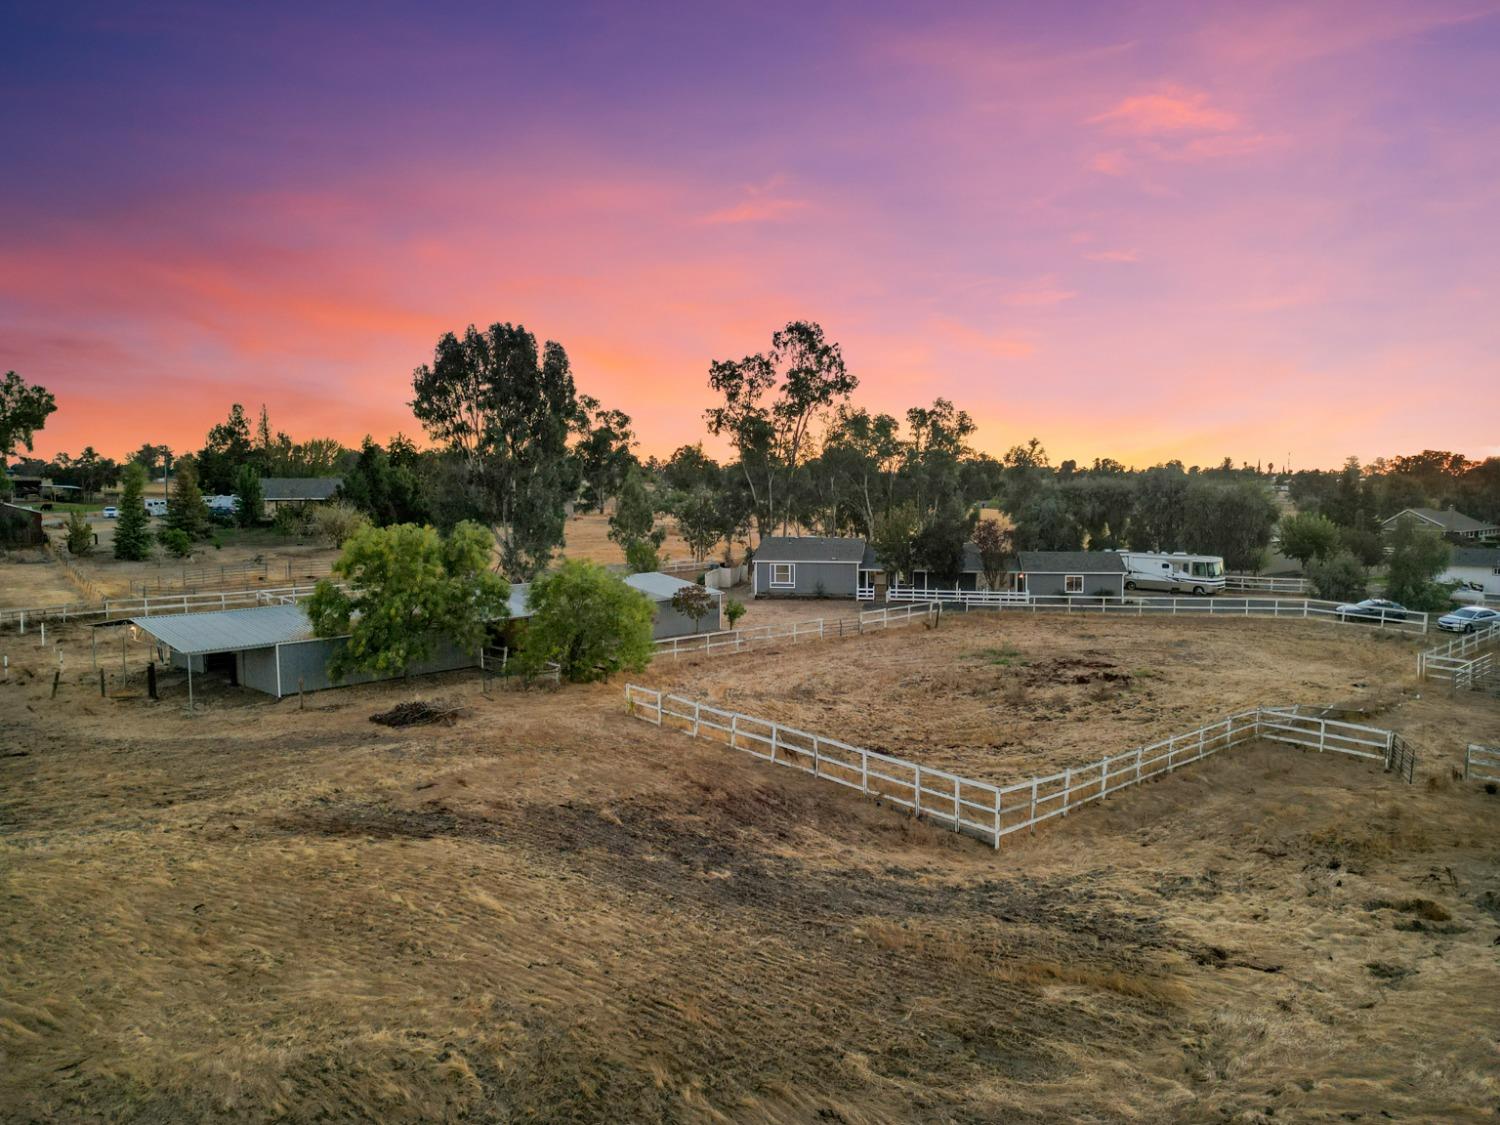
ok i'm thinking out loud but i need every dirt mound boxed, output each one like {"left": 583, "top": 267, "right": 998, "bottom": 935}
{"left": 1028, "top": 656, "right": 1132, "bottom": 686}
{"left": 369, "top": 699, "right": 470, "bottom": 727}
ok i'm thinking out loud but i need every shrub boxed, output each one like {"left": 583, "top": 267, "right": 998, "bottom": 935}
{"left": 158, "top": 528, "right": 193, "bottom": 558}
{"left": 624, "top": 537, "right": 661, "bottom": 574}
{"left": 272, "top": 504, "right": 310, "bottom": 537}
{"left": 1306, "top": 550, "right": 1367, "bottom": 602}
{"left": 65, "top": 511, "right": 94, "bottom": 555}
{"left": 725, "top": 598, "right": 747, "bottom": 628}
{"left": 519, "top": 559, "right": 655, "bottom": 683}
{"left": 308, "top": 502, "right": 369, "bottom": 549}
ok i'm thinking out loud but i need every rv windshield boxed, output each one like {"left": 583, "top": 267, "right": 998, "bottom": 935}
{"left": 1189, "top": 560, "right": 1224, "bottom": 577}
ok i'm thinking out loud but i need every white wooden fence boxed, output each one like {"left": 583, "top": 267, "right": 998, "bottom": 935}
{"left": 623, "top": 686, "right": 1414, "bottom": 849}
{"left": 0, "top": 583, "right": 327, "bottom": 632}
{"left": 653, "top": 603, "right": 937, "bottom": 660}
{"left": 1224, "top": 574, "right": 1312, "bottom": 594}
{"left": 1465, "top": 744, "right": 1500, "bottom": 783}
{"left": 1417, "top": 621, "right": 1500, "bottom": 680}
{"left": 884, "top": 589, "right": 1430, "bottom": 635}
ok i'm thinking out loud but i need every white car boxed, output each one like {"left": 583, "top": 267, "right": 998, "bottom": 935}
{"left": 101, "top": 506, "right": 119, "bottom": 518}
{"left": 1436, "top": 605, "right": 1500, "bottom": 634}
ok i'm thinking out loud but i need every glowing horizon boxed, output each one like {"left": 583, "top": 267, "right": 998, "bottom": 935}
{"left": 3, "top": 2, "right": 1498, "bottom": 470}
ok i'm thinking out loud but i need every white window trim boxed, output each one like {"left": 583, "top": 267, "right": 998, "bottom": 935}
{"left": 769, "top": 562, "right": 795, "bottom": 588}
{"left": 1064, "top": 574, "right": 1085, "bottom": 594}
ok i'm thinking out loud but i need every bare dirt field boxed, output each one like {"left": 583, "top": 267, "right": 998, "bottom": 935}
{"left": 2, "top": 614, "right": 1498, "bottom": 1123}
{"left": 644, "top": 614, "right": 1423, "bottom": 782}
{"left": 559, "top": 510, "right": 700, "bottom": 568}
{"left": 0, "top": 549, "right": 80, "bottom": 609}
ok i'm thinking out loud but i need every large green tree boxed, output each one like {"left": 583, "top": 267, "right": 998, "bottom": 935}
{"left": 1383, "top": 521, "right": 1453, "bottom": 611}
{"left": 197, "top": 404, "right": 254, "bottom": 494}
{"left": 307, "top": 521, "right": 509, "bottom": 681}
{"left": 166, "top": 459, "right": 212, "bottom": 540}
{"left": 705, "top": 320, "right": 857, "bottom": 540}
{"left": 234, "top": 464, "right": 264, "bottom": 527}
{"left": 518, "top": 560, "right": 655, "bottom": 683}
{"left": 1181, "top": 479, "right": 1279, "bottom": 572}
{"left": 411, "top": 322, "right": 580, "bottom": 579}
{"left": 0, "top": 371, "right": 57, "bottom": 458}
{"left": 609, "top": 468, "right": 664, "bottom": 568}
{"left": 114, "top": 463, "right": 153, "bottom": 560}
{"left": 1278, "top": 512, "right": 1341, "bottom": 567}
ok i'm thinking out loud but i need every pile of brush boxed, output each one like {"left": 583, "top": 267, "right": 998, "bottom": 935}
{"left": 369, "top": 699, "right": 470, "bottom": 728}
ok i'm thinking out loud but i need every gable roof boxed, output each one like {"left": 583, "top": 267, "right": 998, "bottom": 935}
{"left": 624, "top": 571, "right": 722, "bottom": 602}
{"left": 260, "top": 477, "right": 342, "bottom": 501}
{"left": 1017, "top": 550, "right": 1127, "bottom": 574}
{"left": 755, "top": 536, "right": 866, "bottom": 564}
{"left": 130, "top": 603, "right": 316, "bottom": 654}
{"left": 1382, "top": 507, "right": 1494, "bottom": 533}
{"left": 1449, "top": 546, "right": 1500, "bottom": 568}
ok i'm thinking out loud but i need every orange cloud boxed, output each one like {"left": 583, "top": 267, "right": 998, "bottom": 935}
{"left": 1089, "top": 85, "right": 1240, "bottom": 134}
{"left": 930, "top": 317, "right": 1034, "bottom": 359}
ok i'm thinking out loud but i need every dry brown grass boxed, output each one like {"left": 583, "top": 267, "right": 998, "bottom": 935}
{"left": 3, "top": 609, "right": 1499, "bottom": 1122}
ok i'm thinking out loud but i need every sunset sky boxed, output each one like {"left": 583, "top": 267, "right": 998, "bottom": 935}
{"left": 3, "top": 1, "right": 1498, "bottom": 468}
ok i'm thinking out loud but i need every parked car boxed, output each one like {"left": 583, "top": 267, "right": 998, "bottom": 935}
{"left": 1437, "top": 605, "right": 1500, "bottom": 634}
{"left": 101, "top": 506, "right": 119, "bottom": 518}
{"left": 1335, "top": 598, "right": 1409, "bottom": 623}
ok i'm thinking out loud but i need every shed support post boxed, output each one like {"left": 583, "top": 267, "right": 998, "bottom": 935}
{"left": 187, "top": 662, "right": 194, "bottom": 712}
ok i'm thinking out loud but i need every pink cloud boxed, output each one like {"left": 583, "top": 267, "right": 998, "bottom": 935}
{"left": 930, "top": 317, "right": 1035, "bottom": 359}
{"left": 1000, "top": 278, "right": 1079, "bottom": 307}
{"left": 1084, "top": 249, "right": 1139, "bottom": 263}
{"left": 1089, "top": 85, "right": 1240, "bottom": 135}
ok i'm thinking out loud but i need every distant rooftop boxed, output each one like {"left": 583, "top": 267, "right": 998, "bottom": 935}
{"left": 261, "top": 477, "right": 342, "bottom": 501}
{"left": 755, "top": 536, "right": 867, "bottom": 564}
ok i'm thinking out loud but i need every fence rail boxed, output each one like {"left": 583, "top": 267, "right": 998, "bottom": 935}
{"left": 1465, "top": 744, "right": 1500, "bottom": 783}
{"left": 623, "top": 686, "right": 1415, "bottom": 849}
{"left": 1418, "top": 621, "right": 1500, "bottom": 680}
{"left": 653, "top": 603, "right": 937, "bottom": 660}
{"left": 0, "top": 582, "right": 327, "bottom": 631}
{"left": 883, "top": 589, "right": 1429, "bottom": 635}
{"left": 1224, "top": 574, "right": 1312, "bottom": 594}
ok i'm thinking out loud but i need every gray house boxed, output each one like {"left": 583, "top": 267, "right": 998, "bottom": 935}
{"left": 261, "top": 477, "right": 343, "bottom": 513}
{"left": 1014, "top": 551, "right": 1126, "bottom": 597}
{"left": 752, "top": 536, "right": 876, "bottom": 598}
{"left": 1381, "top": 507, "right": 1498, "bottom": 541}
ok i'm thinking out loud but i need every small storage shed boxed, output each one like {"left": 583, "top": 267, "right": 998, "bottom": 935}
{"left": 623, "top": 571, "right": 725, "bottom": 638}
{"left": 752, "top": 537, "right": 868, "bottom": 598}
{"left": 1015, "top": 551, "right": 1127, "bottom": 597}
{"left": 260, "top": 477, "right": 343, "bottom": 513}
{"left": 129, "top": 603, "right": 477, "bottom": 700}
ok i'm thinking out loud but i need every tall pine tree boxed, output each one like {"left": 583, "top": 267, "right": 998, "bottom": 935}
{"left": 114, "top": 463, "right": 153, "bottom": 560}
{"left": 167, "top": 459, "right": 211, "bottom": 540}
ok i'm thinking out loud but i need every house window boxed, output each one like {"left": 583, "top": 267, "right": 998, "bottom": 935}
{"left": 1064, "top": 574, "right": 1084, "bottom": 594}
{"left": 770, "top": 562, "right": 795, "bottom": 588}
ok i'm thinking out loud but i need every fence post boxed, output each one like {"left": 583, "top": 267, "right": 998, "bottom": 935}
{"left": 952, "top": 776, "right": 960, "bottom": 831}
{"left": 692, "top": 699, "right": 701, "bottom": 737}
{"left": 1062, "top": 767, "right": 1071, "bottom": 816}
{"left": 913, "top": 765, "right": 922, "bottom": 816}
{"left": 993, "top": 791, "right": 1001, "bottom": 849}
{"left": 1100, "top": 756, "right": 1109, "bottom": 797}
{"left": 861, "top": 748, "right": 869, "bottom": 793}
{"left": 1029, "top": 778, "right": 1038, "bottom": 832}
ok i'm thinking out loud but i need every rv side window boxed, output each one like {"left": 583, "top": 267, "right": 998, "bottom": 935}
{"left": 1064, "top": 575, "right": 1084, "bottom": 594}
{"left": 770, "top": 563, "right": 794, "bottom": 588}
{"left": 1161, "top": 562, "right": 1170, "bottom": 570}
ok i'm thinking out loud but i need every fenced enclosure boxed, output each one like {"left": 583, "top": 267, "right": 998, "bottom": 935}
{"left": 882, "top": 589, "right": 1430, "bottom": 635}
{"left": 653, "top": 603, "right": 937, "bottom": 660}
{"left": 1464, "top": 744, "right": 1500, "bottom": 783}
{"left": 0, "top": 583, "right": 327, "bottom": 632}
{"left": 1417, "top": 621, "right": 1500, "bottom": 680}
{"left": 623, "top": 686, "right": 1417, "bottom": 850}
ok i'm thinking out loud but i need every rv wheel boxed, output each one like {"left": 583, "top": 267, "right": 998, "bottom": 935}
{"left": 1193, "top": 585, "right": 1206, "bottom": 596}
{"left": 1125, "top": 581, "right": 1136, "bottom": 590}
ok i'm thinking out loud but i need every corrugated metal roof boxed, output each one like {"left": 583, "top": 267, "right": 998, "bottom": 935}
{"left": 755, "top": 536, "right": 866, "bottom": 563}
{"left": 130, "top": 603, "right": 317, "bottom": 655}
{"left": 625, "top": 571, "right": 721, "bottom": 601}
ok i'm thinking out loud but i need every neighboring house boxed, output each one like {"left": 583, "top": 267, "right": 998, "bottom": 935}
{"left": 909, "top": 542, "right": 984, "bottom": 591}
{"left": 260, "top": 477, "right": 343, "bottom": 512}
{"left": 1014, "top": 551, "right": 1127, "bottom": 597}
{"left": 752, "top": 536, "right": 872, "bottom": 598}
{"left": 1381, "top": 507, "right": 1498, "bottom": 541}
{"left": 1441, "top": 547, "right": 1500, "bottom": 599}
{"left": 3, "top": 473, "right": 46, "bottom": 500}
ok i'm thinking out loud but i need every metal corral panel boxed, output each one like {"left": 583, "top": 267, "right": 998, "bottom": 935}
{"left": 130, "top": 603, "right": 315, "bottom": 655}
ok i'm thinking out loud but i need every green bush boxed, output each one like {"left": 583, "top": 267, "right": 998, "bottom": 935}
{"left": 1306, "top": 550, "right": 1367, "bottom": 602}
{"left": 158, "top": 528, "right": 193, "bottom": 558}
{"left": 65, "top": 510, "right": 94, "bottom": 555}
{"left": 725, "top": 598, "right": 747, "bottom": 628}
{"left": 519, "top": 559, "right": 655, "bottom": 683}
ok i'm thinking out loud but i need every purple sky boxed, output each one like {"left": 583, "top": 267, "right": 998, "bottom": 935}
{"left": 3, "top": 1, "right": 1498, "bottom": 467}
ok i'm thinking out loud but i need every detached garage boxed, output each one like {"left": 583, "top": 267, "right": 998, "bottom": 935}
{"left": 130, "top": 603, "right": 478, "bottom": 702}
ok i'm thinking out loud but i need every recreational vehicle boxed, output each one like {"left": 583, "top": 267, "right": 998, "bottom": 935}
{"left": 145, "top": 498, "right": 168, "bottom": 517}
{"left": 1118, "top": 551, "right": 1225, "bottom": 595}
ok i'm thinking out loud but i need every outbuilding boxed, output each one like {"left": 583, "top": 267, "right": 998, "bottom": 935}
{"left": 128, "top": 602, "right": 479, "bottom": 703}
{"left": 260, "top": 477, "right": 343, "bottom": 513}
{"left": 1441, "top": 546, "right": 1500, "bottom": 600}
{"left": 1014, "top": 551, "right": 1127, "bottom": 598}
{"left": 752, "top": 536, "right": 870, "bottom": 598}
